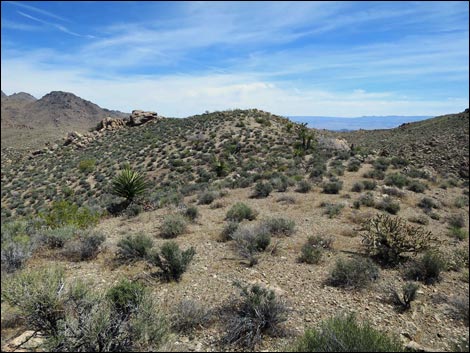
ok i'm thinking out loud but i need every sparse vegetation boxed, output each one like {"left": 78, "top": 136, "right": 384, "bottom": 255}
{"left": 292, "top": 314, "right": 404, "bottom": 352}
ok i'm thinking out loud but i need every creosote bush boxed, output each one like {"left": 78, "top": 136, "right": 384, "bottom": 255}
{"left": 329, "top": 257, "right": 379, "bottom": 289}
{"left": 261, "top": 217, "right": 295, "bottom": 236}
{"left": 391, "top": 282, "right": 419, "bottom": 311}
{"left": 322, "top": 181, "right": 343, "bottom": 194}
{"left": 226, "top": 202, "right": 257, "bottom": 222}
{"left": 298, "top": 235, "right": 333, "bottom": 265}
{"left": 117, "top": 233, "right": 154, "bottom": 262}
{"left": 160, "top": 214, "right": 187, "bottom": 238}
{"left": 252, "top": 181, "right": 273, "bottom": 198}
{"left": 405, "top": 250, "right": 445, "bottom": 284}
{"left": 220, "top": 221, "right": 239, "bottom": 242}
{"left": 291, "top": 314, "right": 404, "bottom": 352}
{"left": 232, "top": 224, "right": 271, "bottom": 266}
{"left": 171, "top": 299, "right": 211, "bottom": 333}
{"left": 223, "top": 282, "right": 288, "bottom": 349}
{"left": 296, "top": 180, "right": 312, "bottom": 193}
{"left": 361, "top": 214, "right": 437, "bottom": 266}
{"left": 183, "top": 205, "right": 199, "bottom": 222}
{"left": 147, "top": 241, "right": 195, "bottom": 282}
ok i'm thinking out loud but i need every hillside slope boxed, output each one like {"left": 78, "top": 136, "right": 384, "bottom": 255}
{"left": 338, "top": 110, "right": 469, "bottom": 178}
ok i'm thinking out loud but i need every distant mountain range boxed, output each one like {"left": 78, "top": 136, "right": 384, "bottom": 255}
{"left": 289, "top": 115, "right": 432, "bottom": 131}
{"left": 1, "top": 90, "right": 128, "bottom": 150}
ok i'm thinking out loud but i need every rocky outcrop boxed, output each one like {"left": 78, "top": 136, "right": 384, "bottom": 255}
{"left": 96, "top": 116, "right": 127, "bottom": 131}
{"left": 129, "top": 110, "right": 160, "bottom": 126}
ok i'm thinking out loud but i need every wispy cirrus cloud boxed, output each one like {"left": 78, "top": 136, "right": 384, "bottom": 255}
{"left": 8, "top": 0, "right": 70, "bottom": 22}
{"left": 17, "top": 10, "right": 94, "bottom": 38}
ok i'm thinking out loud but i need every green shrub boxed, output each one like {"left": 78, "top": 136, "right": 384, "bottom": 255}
{"left": 329, "top": 257, "right": 379, "bottom": 289}
{"left": 322, "top": 181, "right": 343, "bottom": 194}
{"left": 391, "top": 156, "right": 409, "bottom": 168}
{"left": 226, "top": 202, "right": 257, "bottom": 222}
{"left": 171, "top": 299, "right": 211, "bottom": 333}
{"left": 147, "top": 241, "right": 195, "bottom": 282}
{"left": 40, "top": 201, "right": 100, "bottom": 229}
{"left": 65, "top": 231, "right": 105, "bottom": 261}
{"left": 117, "top": 233, "right": 154, "bottom": 262}
{"left": 373, "top": 158, "right": 391, "bottom": 171}
{"left": 321, "top": 203, "right": 344, "bottom": 218}
{"left": 375, "top": 198, "right": 400, "bottom": 215}
{"left": 1, "top": 221, "right": 35, "bottom": 273}
{"left": 232, "top": 225, "right": 271, "bottom": 266}
{"left": 160, "top": 214, "right": 187, "bottom": 238}
{"left": 417, "top": 197, "right": 439, "bottom": 211}
{"left": 41, "top": 225, "right": 79, "bottom": 248}
{"left": 261, "top": 217, "right": 295, "bottom": 236}
{"left": 124, "top": 202, "right": 143, "bottom": 217}
{"left": 347, "top": 159, "right": 361, "bottom": 172}
{"left": 106, "top": 279, "right": 145, "bottom": 316}
{"left": 405, "top": 251, "right": 445, "bottom": 284}
{"left": 220, "top": 221, "right": 239, "bottom": 242}
{"left": 351, "top": 182, "right": 364, "bottom": 192}
{"left": 223, "top": 282, "right": 288, "bottom": 349}
{"left": 2, "top": 266, "right": 66, "bottom": 336}
{"left": 408, "top": 215, "right": 429, "bottom": 225}
{"left": 407, "top": 180, "right": 427, "bottom": 193}
{"left": 384, "top": 173, "right": 409, "bottom": 189}
{"left": 252, "top": 181, "right": 273, "bottom": 198}
{"left": 449, "top": 227, "right": 468, "bottom": 241}
{"left": 359, "top": 192, "right": 375, "bottom": 207}
{"left": 363, "top": 180, "right": 377, "bottom": 190}
{"left": 271, "top": 175, "right": 289, "bottom": 192}
{"left": 78, "top": 159, "right": 96, "bottom": 173}
{"left": 198, "top": 191, "right": 217, "bottom": 205}
{"left": 391, "top": 282, "right": 419, "bottom": 311}
{"left": 454, "top": 196, "right": 469, "bottom": 209}
{"left": 48, "top": 280, "right": 168, "bottom": 351}
{"left": 363, "top": 169, "right": 385, "bottom": 180}
{"left": 298, "top": 235, "right": 333, "bottom": 265}
{"left": 183, "top": 205, "right": 199, "bottom": 222}
{"left": 448, "top": 214, "right": 466, "bottom": 229}
{"left": 111, "top": 166, "right": 150, "bottom": 202}
{"left": 361, "top": 214, "right": 436, "bottom": 266}
{"left": 291, "top": 314, "right": 404, "bottom": 352}
{"left": 296, "top": 180, "right": 312, "bottom": 193}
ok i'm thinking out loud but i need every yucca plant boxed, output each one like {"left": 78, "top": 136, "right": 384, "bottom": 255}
{"left": 111, "top": 166, "right": 150, "bottom": 203}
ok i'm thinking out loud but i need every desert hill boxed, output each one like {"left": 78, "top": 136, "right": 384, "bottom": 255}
{"left": 338, "top": 110, "right": 470, "bottom": 178}
{"left": 1, "top": 90, "right": 128, "bottom": 151}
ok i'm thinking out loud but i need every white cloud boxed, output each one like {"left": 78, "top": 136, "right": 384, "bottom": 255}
{"left": 2, "top": 58, "right": 467, "bottom": 117}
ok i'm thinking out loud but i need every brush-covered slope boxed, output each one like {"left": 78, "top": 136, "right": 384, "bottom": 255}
{"left": 339, "top": 110, "right": 469, "bottom": 178}
{"left": 1, "top": 109, "right": 316, "bottom": 217}
{"left": 1, "top": 91, "right": 128, "bottom": 151}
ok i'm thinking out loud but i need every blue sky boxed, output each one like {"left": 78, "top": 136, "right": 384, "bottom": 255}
{"left": 1, "top": 1, "right": 468, "bottom": 117}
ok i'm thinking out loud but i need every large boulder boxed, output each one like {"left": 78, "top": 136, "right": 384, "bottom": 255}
{"left": 129, "top": 110, "right": 160, "bottom": 126}
{"left": 317, "top": 137, "right": 351, "bottom": 151}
